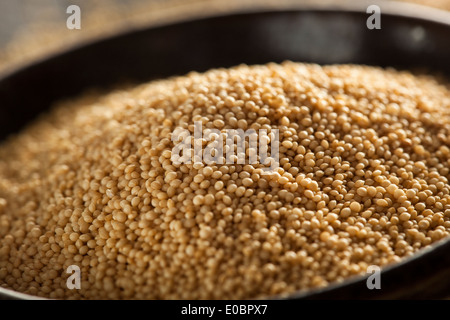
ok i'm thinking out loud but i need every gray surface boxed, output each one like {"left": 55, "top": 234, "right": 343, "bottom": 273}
{"left": 0, "top": 0, "right": 150, "bottom": 49}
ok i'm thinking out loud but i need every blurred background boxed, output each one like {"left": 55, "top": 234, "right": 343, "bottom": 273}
{"left": 0, "top": 0, "right": 449, "bottom": 74}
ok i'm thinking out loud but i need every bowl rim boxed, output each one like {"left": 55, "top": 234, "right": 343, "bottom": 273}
{"left": 1, "top": 0, "right": 450, "bottom": 78}
{"left": 1, "top": 0, "right": 450, "bottom": 300}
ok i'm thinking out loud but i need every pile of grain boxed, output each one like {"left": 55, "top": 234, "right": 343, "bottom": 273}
{"left": 0, "top": 62, "right": 449, "bottom": 299}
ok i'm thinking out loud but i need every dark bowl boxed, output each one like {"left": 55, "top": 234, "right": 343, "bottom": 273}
{"left": 0, "top": 1, "right": 450, "bottom": 299}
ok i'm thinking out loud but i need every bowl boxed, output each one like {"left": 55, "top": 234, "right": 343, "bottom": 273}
{"left": 0, "top": 1, "right": 449, "bottom": 299}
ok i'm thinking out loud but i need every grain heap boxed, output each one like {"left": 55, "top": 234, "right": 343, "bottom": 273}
{"left": 0, "top": 62, "right": 449, "bottom": 299}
